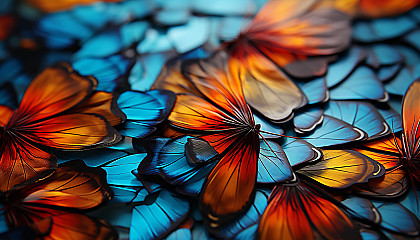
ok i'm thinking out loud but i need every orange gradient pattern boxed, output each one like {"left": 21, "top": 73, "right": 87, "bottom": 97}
{"left": 0, "top": 63, "right": 121, "bottom": 192}
{"left": 226, "top": 0, "right": 351, "bottom": 78}
{"left": 4, "top": 160, "right": 114, "bottom": 240}
{"left": 169, "top": 53, "right": 261, "bottom": 224}
{"left": 26, "top": 0, "right": 124, "bottom": 13}
{"left": 258, "top": 183, "right": 361, "bottom": 240}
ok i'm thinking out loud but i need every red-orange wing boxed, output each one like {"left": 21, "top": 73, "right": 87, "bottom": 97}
{"left": 0, "top": 105, "right": 13, "bottom": 128}
{"left": 25, "top": 0, "right": 123, "bottom": 12}
{"left": 1, "top": 105, "right": 56, "bottom": 192}
{"left": 200, "top": 130, "right": 259, "bottom": 227}
{"left": 5, "top": 160, "right": 112, "bottom": 227}
{"left": 227, "top": 0, "right": 351, "bottom": 78}
{"left": 402, "top": 79, "right": 420, "bottom": 168}
{"left": 0, "top": 15, "right": 15, "bottom": 40}
{"left": 0, "top": 134, "right": 56, "bottom": 192}
{"left": 258, "top": 182, "right": 361, "bottom": 240}
{"left": 10, "top": 63, "right": 97, "bottom": 126}
{"left": 7, "top": 64, "right": 121, "bottom": 150}
{"left": 43, "top": 214, "right": 117, "bottom": 240}
{"left": 183, "top": 52, "right": 253, "bottom": 123}
{"left": 16, "top": 160, "right": 112, "bottom": 210}
{"left": 70, "top": 91, "right": 126, "bottom": 127}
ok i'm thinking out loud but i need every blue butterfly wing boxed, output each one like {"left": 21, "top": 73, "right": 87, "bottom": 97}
{"left": 377, "top": 64, "right": 402, "bottom": 82}
{"left": 101, "top": 154, "right": 146, "bottom": 187}
{"left": 253, "top": 113, "right": 284, "bottom": 139}
{"left": 280, "top": 138, "right": 322, "bottom": 167}
{"left": 366, "top": 44, "right": 403, "bottom": 67}
{"left": 130, "top": 190, "right": 190, "bottom": 240}
{"left": 75, "top": 30, "right": 122, "bottom": 59}
{"left": 167, "top": 17, "right": 210, "bottom": 54}
{"left": 156, "top": 136, "right": 217, "bottom": 196}
{"left": 324, "top": 101, "right": 389, "bottom": 139}
{"left": 377, "top": 107, "right": 403, "bottom": 133}
{"left": 154, "top": 9, "right": 190, "bottom": 26}
{"left": 325, "top": 47, "right": 365, "bottom": 88}
{"left": 404, "top": 29, "right": 420, "bottom": 52}
{"left": 56, "top": 148, "right": 129, "bottom": 166}
{"left": 117, "top": 90, "right": 175, "bottom": 138}
{"left": 341, "top": 196, "right": 380, "bottom": 223}
{"left": 353, "top": 16, "right": 417, "bottom": 43}
{"left": 298, "top": 78, "right": 328, "bottom": 104}
{"left": 385, "top": 64, "right": 420, "bottom": 96}
{"left": 192, "top": 0, "right": 256, "bottom": 15}
{"left": 375, "top": 202, "right": 420, "bottom": 238}
{"left": 73, "top": 55, "right": 132, "bottom": 92}
{"left": 37, "top": 12, "right": 94, "bottom": 49}
{"left": 129, "top": 54, "right": 173, "bottom": 91}
{"left": 257, "top": 139, "right": 292, "bottom": 183}
{"left": 219, "top": 17, "right": 250, "bottom": 42}
{"left": 134, "top": 138, "right": 171, "bottom": 176}
{"left": 329, "top": 66, "right": 388, "bottom": 101}
{"left": 293, "top": 107, "right": 324, "bottom": 133}
{"left": 301, "top": 115, "right": 366, "bottom": 147}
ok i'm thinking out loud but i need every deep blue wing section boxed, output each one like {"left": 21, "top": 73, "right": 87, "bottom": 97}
{"left": 130, "top": 190, "right": 190, "bottom": 240}
{"left": 73, "top": 55, "right": 132, "bottom": 92}
{"left": 301, "top": 116, "right": 366, "bottom": 147}
{"left": 324, "top": 101, "right": 389, "bottom": 139}
{"left": 257, "top": 140, "right": 292, "bottom": 183}
{"left": 329, "top": 66, "right": 387, "bottom": 101}
{"left": 325, "top": 47, "right": 365, "bottom": 88}
{"left": 156, "top": 136, "right": 217, "bottom": 196}
{"left": 374, "top": 202, "right": 420, "bottom": 238}
{"left": 293, "top": 107, "right": 324, "bottom": 133}
{"left": 101, "top": 154, "right": 146, "bottom": 187}
{"left": 280, "top": 138, "right": 322, "bottom": 167}
{"left": 385, "top": 64, "right": 420, "bottom": 96}
{"left": 342, "top": 196, "right": 380, "bottom": 223}
{"left": 117, "top": 90, "right": 175, "bottom": 138}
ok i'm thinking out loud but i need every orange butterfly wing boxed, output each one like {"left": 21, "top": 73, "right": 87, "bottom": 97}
{"left": 25, "top": 0, "right": 123, "bottom": 12}
{"left": 228, "top": 0, "right": 351, "bottom": 78}
{"left": 169, "top": 53, "right": 261, "bottom": 225}
{"left": 402, "top": 79, "right": 420, "bottom": 162}
{"left": 351, "top": 136, "right": 409, "bottom": 198}
{"left": 70, "top": 91, "right": 125, "bottom": 127}
{"left": 200, "top": 130, "right": 259, "bottom": 227}
{"left": 5, "top": 160, "right": 112, "bottom": 228}
{"left": 7, "top": 63, "right": 121, "bottom": 150}
{"left": 258, "top": 182, "right": 361, "bottom": 240}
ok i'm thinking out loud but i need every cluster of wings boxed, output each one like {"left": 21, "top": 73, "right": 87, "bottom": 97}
{"left": 1, "top": 0, "right": 420, "bottom": 239}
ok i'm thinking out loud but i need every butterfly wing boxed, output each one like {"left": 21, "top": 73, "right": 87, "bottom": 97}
{"left": 351, "top": 136, "right": 409, "bottom": 198}
{"left": 257, "top": 182, "right": 361, "bottom": 240}
{"left": 402, "top": 79, "right": 420, "bottom": 168}
{"left": 298, "top": 149, "right": 385, "bottom": 188}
